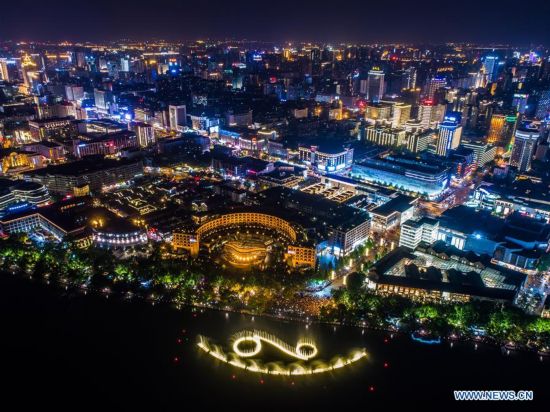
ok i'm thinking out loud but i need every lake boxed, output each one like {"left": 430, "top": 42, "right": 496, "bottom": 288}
{"left": 0, "top": 274, "right": 547, "bottom": 409}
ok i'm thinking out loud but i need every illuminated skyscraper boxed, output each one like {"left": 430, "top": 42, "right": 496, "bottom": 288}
{"left": 120, "top": 57, "right": 130, "bottom": 72}
{"left": 0, "top": 58, "right": 11, "bottom": 81}
{"left": 418, "top": 100, "right": 446, "bottom": 128}
{"left": 487, "top": 114, "right": 517, "bottom": 151}
{"left": 512, "top": 93, "right": 529, "bottom": 114}
{"left": 94, "top": 88, "right": 114, "bottom": 114}
{"left": 130, "top": 122, "right": 155, "bottom": 147}
{"left": 402, "top": 67, "right": 417, "bottom": 90}
{"left": 510, "top": 127, "right": 539, "bottom": 172}
{"left": 366, "top": 68, "right": 385, "bottom": 102}
{"left": 424, "top": 76, "right": 446, "bottom": 100}
{"left": 169, "top": 105, "right": 187, "bottom": 131}
{"left": 437, "top": 115, "right": 462, "bottom": 157}
{"left": 391, "top": 103, "right": 412, "bottom": 128}
{"left": 487, "top": 114, "right": 505, "bottom": 144}
{"left": 482, "top": 55, "right": 499, "bottom": 82}
{"left": 536, "top": 90, "right": 550, "bottom": 119}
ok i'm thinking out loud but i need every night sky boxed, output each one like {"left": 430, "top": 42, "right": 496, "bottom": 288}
{"left": 1, "top": 0, "right": 550, "bottom": 44}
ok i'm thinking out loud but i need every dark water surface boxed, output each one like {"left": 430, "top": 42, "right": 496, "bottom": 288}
{"left": 0, "top": 274, "right": 547, "bottom": 409}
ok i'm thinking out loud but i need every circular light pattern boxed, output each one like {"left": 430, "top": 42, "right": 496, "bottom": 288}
{"left": 197, "top": 329, "right": 367, "bottom": 376}
{"left": 232, "top": 330, "right": 318, "bottom": 360}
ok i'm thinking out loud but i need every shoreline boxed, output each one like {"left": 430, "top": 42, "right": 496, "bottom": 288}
{"left": 2, "top": 268, "right": 547, "bottom": 360}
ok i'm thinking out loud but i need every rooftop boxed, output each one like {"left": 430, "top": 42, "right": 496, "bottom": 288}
{"left": 23, "top": 155, "right": 142, "bottom": 177}
{"left": 370, "top": 194, "right": 417, "bottom": 217}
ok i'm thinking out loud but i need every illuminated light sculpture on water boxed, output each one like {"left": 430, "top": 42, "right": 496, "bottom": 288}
{"left": 197, "top": 329, "right": 367, "bottom": 375}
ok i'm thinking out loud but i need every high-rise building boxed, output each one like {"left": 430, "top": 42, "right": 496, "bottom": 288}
{"left": 0, "top": 58, "right": 11, "bottom": 81}
{"left": 94, "top": 88, "right": 114, "bottom": 114}
{"left": 366, "top": 68, "right": 385, "bottom": 102}
{"left": 168, "top": 105, "right": 187, "bottom": 131}
{"left": 130, "top": 122, "right": 155, "bottom": 147}
{"left": 460, "top": 140, "right": 497, "bottom": 168}
{"left": 536, "top": 90, "right": 550, "bottom": 119}
{"left": 487, "top": 114, "right": 517, "bottom": 150}
{"left": 364, "top": 103, "right": 392, "bottom": 122}
{"left": 424, "top": 76, "right": 446, "bottom": 100}
{"left": 487, "top": 114, "right": 506, "bottom": 144}
{"left": 512, "top": 93, "right": 529, "bottom": 114}
{"left": 437, "top": 116, "right": 463, "bottom": 157}
{"left": 510, "top": 127, "right": 539, "bottom": 172}
{"left": 310, "top": 48, "right": 321, "bottom": 63}
{"left": 482, "top": 55, "right": 499, "bottom": 82}
{"left": 364, "top": 124, "right": 407, "bottom": 147}
{"left": 65, "top": 85, "right": 84, "bottom": 101}
{"left": 402, "top": 67, "right": 417, "bottom": 90}
{"left": 391, "top": 103, "right": 412, "bottom": 128}
{"left": 406, "top": 130, "right": 436, "bottom": 153}
{"left": 418, "top": 100, "right": 446, "bottom": 128}
{"left": 120, "top": 57, "right": 130, "bottom": 72}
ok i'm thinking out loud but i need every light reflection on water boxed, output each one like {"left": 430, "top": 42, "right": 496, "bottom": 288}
{"left": 1, "top": 275, "right": 548, "bottom": 408}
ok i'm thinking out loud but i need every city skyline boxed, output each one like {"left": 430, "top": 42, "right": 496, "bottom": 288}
{"left": 1, "top": 4, "right": 549, "bottom": 408}
{"left": 1, "top": 0, "right": 550, "bottom": 45}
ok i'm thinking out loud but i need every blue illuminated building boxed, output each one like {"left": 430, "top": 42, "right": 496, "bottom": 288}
{"left": 350, "top": 155, "right": 450, "bottom": 199}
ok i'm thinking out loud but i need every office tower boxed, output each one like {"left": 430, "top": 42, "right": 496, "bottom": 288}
{"left": 71, "top": 51, "right": 87, "bottom": 68}
{"left": 359, "top": 79, "right": 368, "bottom": 95}
{"left": 487, "top": 114, "right": 517, "bottom": 149}
{"left": 65, "top": 85, "right": 84, "bottom": 101}
{"left": 487, "top": 114, "right": 506, "bottom": 144}
{"left": 406, "top": 130, "right": 436, "bottom": 153}
{"left": 510, "top": 128, "right": 539, "bottom": 172}
{"left": 402, "top": 67, "right": 417, "bottom": 90}
{"left": 536, "top": 90, "right": 550, "bottom": 119}
{"left": 482, "top": 54, "right": 499, "bottom": 82}
{"left": 0, "top": 58, "right": 11, "bottom": 81}
{"left": 366, "top": 68, "right": 385, "bottom": 102}
{"left": 424, "top": 76, "right": 446, "bottom": 100}
{"left": 94, "top": 88, "right": 114, "bottom": 114}
{"left": 169, "top": 105, "right": 187, "bottom": 130}
{"left": 391, "top": 103, "right": 412, "bottom": 128}
{"left": 461, "top": 140, "right": 497, "bottom": 168}
{"left": 512, "top": 93, "right": 529, "bottom": 114}
{"left": 310, "top": 48, "right": 321, "bottom": 64}
{"left": 464, "top": 72, "right": 486, "bottom": 89}
{"left": 364, "top": 124, "right": 407, "bottom": 147}
{"left": 418, "top": 100, "right": 446, "bottom": 128}
{"left": 130, "top": 122, "right": 155, "bottom": 147}
{"left": 310, "top": 48, "right": 321, "bottom": 75}
{"left": 120, "top": 57, "right": 130, "bottom": 72}
{"left": 364, "top": 103, "right": 392, "bottom": 122}
{"left": 437, "top": 116, "right": 463, "bottom": 156}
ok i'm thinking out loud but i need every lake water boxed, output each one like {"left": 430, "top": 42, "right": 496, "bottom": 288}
{"left": 1, "top": 274, "right": 547, "bottom": 409}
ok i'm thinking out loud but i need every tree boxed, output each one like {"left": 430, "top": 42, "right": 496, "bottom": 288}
{"left": 527, "top": 318, "right": 550, "bottom": 334}
{"left": 346, "top": 272, "right": 366, "bottom": 294}
{"left": 447, "top": 304, "right": 476, "bottom": 331}
{"left": 414, "top": 305, "right": 439, "bottom": 321}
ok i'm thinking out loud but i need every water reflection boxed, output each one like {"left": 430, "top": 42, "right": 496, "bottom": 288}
{"left": 197, "top": 329, "right": 367, "bottom": 375}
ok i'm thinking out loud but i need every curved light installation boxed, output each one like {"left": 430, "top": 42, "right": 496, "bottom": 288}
{"left": 232, "top": 330, "right": 318, "bottom": 360}
{"left": 197, "top": 329, "right": 367, "bottom": 376}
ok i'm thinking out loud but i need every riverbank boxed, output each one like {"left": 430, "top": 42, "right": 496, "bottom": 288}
{"left": 1, "top": 273, "right": 548, "bottom": 409}
{"left": 2, "top": 266, "right": 549, "bottom": 361}
{"left": 1, "top": 237, "right": 549, "bottom": 355}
